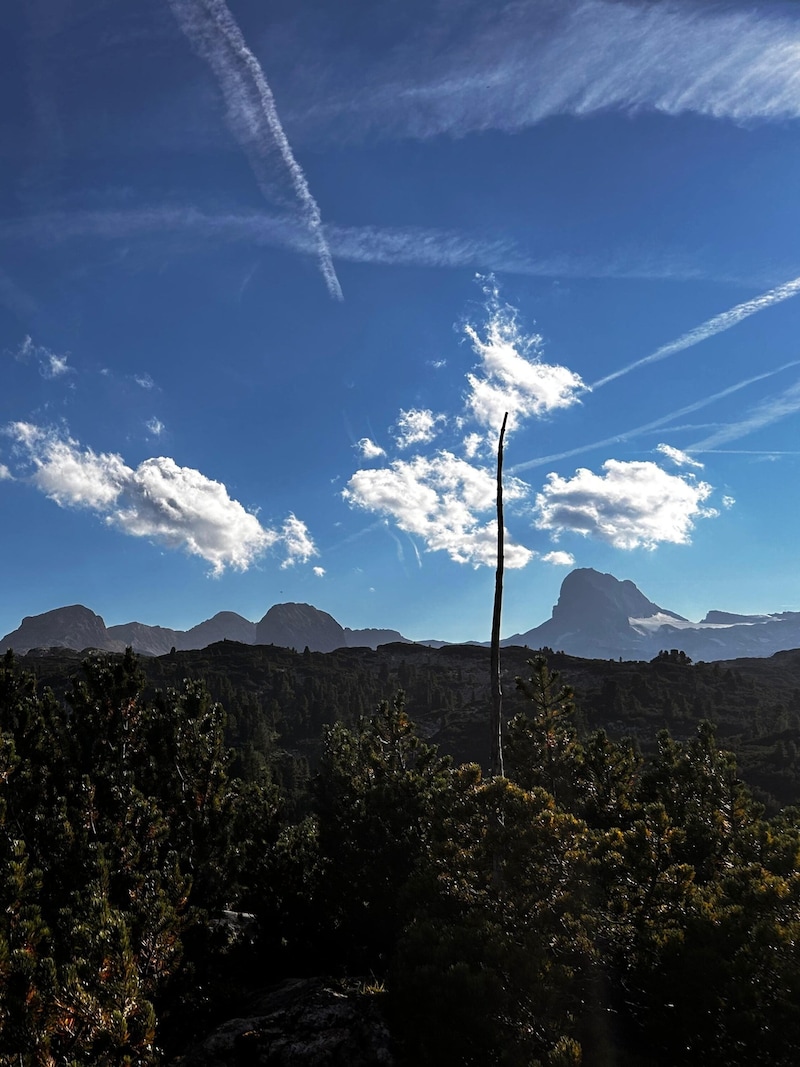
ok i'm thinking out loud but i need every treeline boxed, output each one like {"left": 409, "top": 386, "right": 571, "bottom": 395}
{"left": 19, "top": 641, "right": 800, "bottom": 809}
{"left": 2, "top": 649, "right": 800, "bottom": 1064}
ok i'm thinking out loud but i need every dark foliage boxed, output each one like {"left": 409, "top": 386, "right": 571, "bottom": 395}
{"left": 2, "top": 647, "right": 800, "bottom": 1064}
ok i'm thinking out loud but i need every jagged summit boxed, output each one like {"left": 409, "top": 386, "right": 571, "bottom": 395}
{"left": 551, "top": 568, "right": 686, "bottom": 632}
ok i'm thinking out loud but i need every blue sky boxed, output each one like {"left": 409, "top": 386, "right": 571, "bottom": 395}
{"left": 3, "top": 0, "right": 800, "bottom": 643}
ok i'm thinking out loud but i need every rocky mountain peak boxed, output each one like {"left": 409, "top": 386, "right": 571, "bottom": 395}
{"left": 0, "top": 604, "right": 119, "bottom": 654}
{"left": 256, "top": 603, "right": 346, "bottom": 653}
{"left": 552, "top": 568, "right": 686, "bottom": 633}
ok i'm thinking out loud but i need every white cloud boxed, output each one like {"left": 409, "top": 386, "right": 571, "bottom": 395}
{"left": 393, "top": 408, "right": 447, "bottom": 449}
{"left": 344, "top": 450, "right": 532, "bottom": 568}
{"left": 0, "top": 463, "right": 13, "bottom": 481}
{"left": 6, "top": 423, "right": 314, "bottom": 574}
{"left": 147, "top": 417, "right": 166, "bottom": 436}
{"left": 722, "top": 495, "right": 735, "bottom": 509}
{"left": 313, "top": 565, "right": 326, "bottom": 577}
{"left": 356, "top": 437, "right": 386, "bottom": 459}
{"left": 464, "top": 281, "right": 584, "bottom": 434}
{"left": 534, "top": 459, "right": 717, "bottom": 550}
{"left": 542, "top": 550, "right": 575, "bottom": 566}
{"left": 463, "top": 432, "right": 484, "bottom": 459}
{"left": 656, "top": 443, "right": 703, "bottom": 469}
{"left": 135, "top": 373, "right": 155, "bottom": 390}
{"left": 279, "top": 514, "right": 318, "bottom": 568}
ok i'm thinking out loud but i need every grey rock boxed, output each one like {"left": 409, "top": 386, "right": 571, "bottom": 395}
{"left": 180, "top": 977, "right": 394, "bottom": 1067}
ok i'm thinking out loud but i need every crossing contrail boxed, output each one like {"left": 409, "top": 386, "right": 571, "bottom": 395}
{"left": 167, "top": 0, "right": 342, "bottom": 299}
{"left": 592, "top": 275, "right": 800, "bottom": 389}
{"left": 511, "top": 360, "right": 800, "bottom": 472}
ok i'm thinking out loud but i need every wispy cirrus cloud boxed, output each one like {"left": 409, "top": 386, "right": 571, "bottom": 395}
{"left": 5, "top": 422, "right": 316, "bottom": 574}
{"left": 2, "top": 207, "right": 760, "bottom": 286}
{"left": 166, "top": 0, "right": 341, "bottom": 299}
{"left": 534, "top": 460, "right": 717, "bottom": 550}
{"left": 8, "top": 336, "right": 72, "bottom": 379}
{"left": 298, "top": 0, "right": 800, "bottom": 143}
{"left": 592, "top": 275, "right": 800, "bottom": 389}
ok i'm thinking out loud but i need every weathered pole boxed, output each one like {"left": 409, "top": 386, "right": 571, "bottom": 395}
{"left": 489, "top": 412, "right": 508, "bottom": 778}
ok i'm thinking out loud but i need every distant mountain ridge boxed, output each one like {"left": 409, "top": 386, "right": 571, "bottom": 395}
{"left": 0, "top": 602, "right": 411, "bottom": 656}
{"left": 505, "top": 568, "right": 800, "bottom": 661}
{"left": 3, "top": 569, "right": 800, "bottom": 661}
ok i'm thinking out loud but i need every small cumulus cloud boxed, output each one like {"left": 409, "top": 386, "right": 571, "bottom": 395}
{"left": 313, "top": 565, "right": 326, "bottom": 577}
{"left": 463, "top": 432, "right": 483, "bottom": 459}
{"left": 542, "top": 550, "right": 574, "bottom": 566}
{"left": 0, "top": 463, "right": 13, "bottom": 481}
{"left": 428, "top": 359, "right": 447, "bottom": 369}
{"left": 44, "top": 353, "right": 71, "bottom": 379}
{"left": 5, "top": 422, "right": 315, "bottom": 574}
{"left": 343, "top": 451, "right": 532, "bottom": 568}
{"left": 356, "top": 437, "right": 386, "bottom": 459}
{"left": 393, "top": 408, "right": 447, "bottom": 449}
{"left": 135, "top": 373, "right": 156, "bottom": 389}
{"left": 146, "top": 417, "right": 166, "bottom": 436}
{"left": 722, "top": 495, "right": 735, "bottom": 509}
{"left": 534, "top": 460, "right": 717, "bottom": 550}
{"left": 464, "top": 278, "right": 584, "bottom": 435}
{"left": 656, "top": 443, "right": 703, "bottom": 468}
{"left": 279, "top": 514, "right": 318, "bottom": 568}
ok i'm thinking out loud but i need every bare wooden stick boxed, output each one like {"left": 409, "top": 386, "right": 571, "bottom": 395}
{"left": 490, "top": 412, "right": 508, "bottom": 778}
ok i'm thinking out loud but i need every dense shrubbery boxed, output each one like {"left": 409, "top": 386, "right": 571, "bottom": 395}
{"left": 2, "top": 649, "right": 799, "bottom": 1064}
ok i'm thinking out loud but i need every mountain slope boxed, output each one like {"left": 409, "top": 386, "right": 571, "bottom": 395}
{"left": 1, "top": 605, "right": 125, "bottom": 654}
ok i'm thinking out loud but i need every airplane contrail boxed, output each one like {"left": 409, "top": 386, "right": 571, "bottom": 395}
{"left": 510, "top": 360, "right": 800, "bottom": 472}
{"left": 591, "top": 275, "right": 800, "bottom": 389}
{"left": 689, "top": 378, "right": 800, "bottom": 451}
{"left": 167, "top": 0, "right": 342, "bottom": 300}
